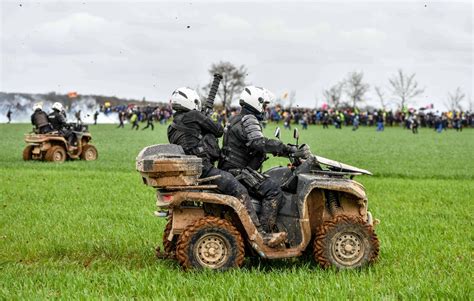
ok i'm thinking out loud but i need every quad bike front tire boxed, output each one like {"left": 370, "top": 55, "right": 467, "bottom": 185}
{"left": 23, "top": 145, "right": 34, "bottom": 161}
{"left": 176, "top": 216, "right": 244, "bottom": 271}
{"left": 314, "top": 215, "right": 379, "bottom": 269}
{"left": 45, "top": 145, "right": 66, "bottom": 163}
{"left": 81, "top": 144, "right": 98, "bottom": 161}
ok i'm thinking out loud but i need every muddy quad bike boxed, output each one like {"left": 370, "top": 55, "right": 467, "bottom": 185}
{"left": 136, "top": 129, "right": 379, "bottom": 271}
{"left": 23, "top": 123, "right": 98, "bottom": 163}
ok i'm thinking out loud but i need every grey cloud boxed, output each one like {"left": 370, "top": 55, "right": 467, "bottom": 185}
{"left": 0, "top": 1, "right": 472, "bottom": 109}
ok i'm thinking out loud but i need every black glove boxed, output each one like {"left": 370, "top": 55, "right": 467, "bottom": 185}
{"left": 293, "top": 144, "right": 311, "bottom": 159}
{"left": 287, "top": 144, "right": 298, "bottom": 155}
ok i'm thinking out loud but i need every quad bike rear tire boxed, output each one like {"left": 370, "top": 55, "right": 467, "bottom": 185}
{"left": 45, "top": 145, "right": 66, "bottom": 163}
{"left": 23, "top": 145, "right": 34, "bottom": 161}
{"left": 159, "top": 214, "right": 178, "bottom": 259}
{"left": 176, "top": 216, "right": 244, "bottom": 271}
{"left": 81, "top": 144, "right": 98, "bottom": 161}
{"left": 314, "top": 215, "right": 379, "bottom": 269}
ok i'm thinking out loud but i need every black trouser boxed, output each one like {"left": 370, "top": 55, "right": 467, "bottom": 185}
{"left": 38, "top": 124, "right": 53, "bottom": 134}
{"left": 202, "top": 165, "right": 248, "bottom": 198}
{"left": 142, "top": 120, "right": 154, "bottom": 130}
{"left": 60, "top": 129, "right": 77, "bottom": 146}
{"left": 225, "top": 167, "right": 284, "bottom": 233}
{"left": 117, "top": 120, "right": 124, "bottom": 128}
{"left": 249, "top": 177, "right": 283, "bottom": 233}
{"left": 201, "top": 164, "right": 261, "bottom": 228}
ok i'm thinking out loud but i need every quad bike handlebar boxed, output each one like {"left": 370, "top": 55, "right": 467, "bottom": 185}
{"left": 288, "top": 144, "right": 311, "bottom": 167}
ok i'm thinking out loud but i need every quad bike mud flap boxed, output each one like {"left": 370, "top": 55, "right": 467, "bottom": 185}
{"left": 30, "top": 144, "right": 41, "bottom": 153}
{"left": 164, "top": 191, "right": 310, "bottom": 260}
{"left": 298, "top": 174, "right": 379, "bottom": 224}
{"left": 170, "top": 208, "right": 205, "bottom": 239}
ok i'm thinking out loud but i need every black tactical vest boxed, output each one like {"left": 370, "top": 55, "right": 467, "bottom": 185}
{"left": 32, "top": 110, "right": 50, "bottom": 128}
{"left": 167, "top": 113, "right": 202, "bottom": 153}
{"left": 220, "top": 114, "right": 265, "bottom": 170}
{"left": 48, "top": 110, "right": 65, "bottom": 130}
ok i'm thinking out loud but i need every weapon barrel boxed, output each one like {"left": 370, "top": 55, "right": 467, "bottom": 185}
{"left": 205, "top": 73, "right": 223, "bottom": 115}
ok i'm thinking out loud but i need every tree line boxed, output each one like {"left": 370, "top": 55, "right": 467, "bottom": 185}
{"left": 203, "top": 61, "right": 471, "bottom": 112}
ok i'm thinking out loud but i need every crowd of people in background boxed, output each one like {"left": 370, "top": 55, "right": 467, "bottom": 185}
{"left": 236, "top": 106, "right": 472, "bottom": 133}
{"left": 96, "top": 104, "right": 173, "bottom": 130}
{"left": 107, "top": 103, "right": 472, "bottom": 134}
{"left": 6, "top": 102, "right": 473, "bottom": 133}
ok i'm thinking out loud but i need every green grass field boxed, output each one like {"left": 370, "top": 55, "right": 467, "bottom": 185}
{"left": 1, "top": 123, "right": 473, "bottom": 299}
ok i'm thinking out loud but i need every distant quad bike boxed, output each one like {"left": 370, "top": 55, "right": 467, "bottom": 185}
{"left": 23, "top": 123, "right": 98, "bottom": 163}
{"left": 136, "top": 129, "right": 379, "bottom": 271}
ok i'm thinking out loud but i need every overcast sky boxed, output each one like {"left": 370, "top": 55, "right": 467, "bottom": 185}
{"left": 1, "top": 0, "right": 472, "bottom": 109}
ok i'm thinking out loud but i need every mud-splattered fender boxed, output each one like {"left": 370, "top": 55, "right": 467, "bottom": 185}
{"left": 297, "top": 174, "right": 367, "bottom": 201}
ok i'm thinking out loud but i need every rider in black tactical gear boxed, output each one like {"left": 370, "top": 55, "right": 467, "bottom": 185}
{"left": 31, "top": 103, "right": 53, "bottom": 134}
{"left": 167, "top": 87, "right": 286, "bottom": 247}
{"left": 220, "top": 86, "right": 297, "bottom": 237}
{"left": 48, "top": 102, "right": 77, "bottom": 147}
{"left": 48, "top": 103, "right": 67, "bottom": 131}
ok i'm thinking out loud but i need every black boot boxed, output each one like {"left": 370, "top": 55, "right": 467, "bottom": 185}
{"left": 260, "top": 197, "right": 287, "bottom": 247}
{"left": 240, "top": 195, "right": 286, "bottom": 247}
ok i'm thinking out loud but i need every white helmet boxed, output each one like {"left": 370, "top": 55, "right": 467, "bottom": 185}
{"left": 52, "top": 102, "right": 63, "bottom": 111}
{"left": 33, "top": 102, "right": 43, "bottom": 111}
{"left": 170, "top": 87, "right": 201, "bottom": 111}
{"left": 239, "top": 86, "right": 271, "bottom": 113}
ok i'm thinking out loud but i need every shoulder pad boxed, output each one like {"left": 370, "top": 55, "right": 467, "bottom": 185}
{"left": 189, "top": 109, "right": 210, "bottom": 120}
{"left": 242, "top": 114, "right": 263, "bottom": 140}
{"left": 184, "top": 110, "right": 198, "bottom": 117}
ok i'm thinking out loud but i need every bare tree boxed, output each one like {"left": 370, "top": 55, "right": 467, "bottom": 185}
{"left": 203, "top": 61, "right": 247, "bottom": 109}
{"left": 445, "top": 87, "right": 465, "bottom": 111}
{"left": 323, "top": 82, "right": 344, "bottom": 109}
{"left": 388, "top": 69, "right": 424, "bottom": 109}
{"left": 374, "top": 86, "right": 387, "bottom": 109}
{"left": 344, "top": 71, "right": 369, "bottom": 109}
